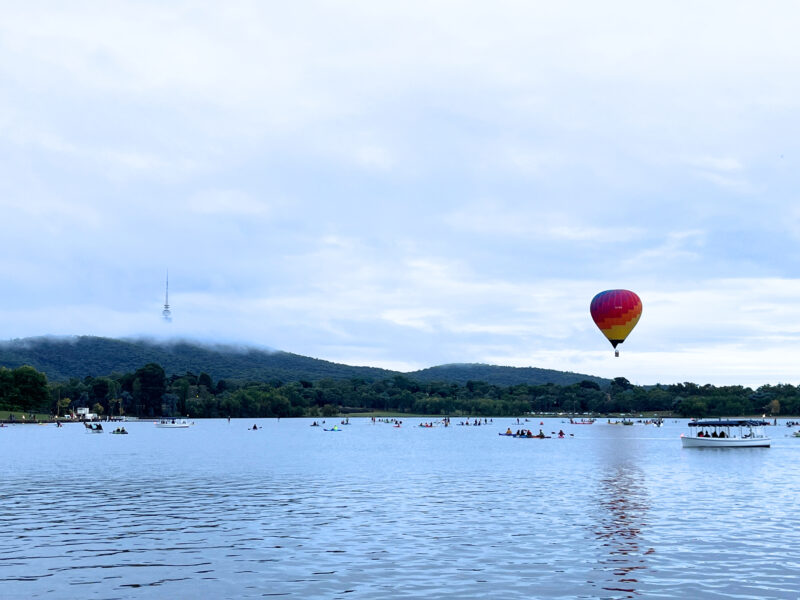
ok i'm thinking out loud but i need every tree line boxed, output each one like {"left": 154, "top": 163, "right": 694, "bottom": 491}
{"left": 3, "top": 363, "right": 800, "bottom": 418}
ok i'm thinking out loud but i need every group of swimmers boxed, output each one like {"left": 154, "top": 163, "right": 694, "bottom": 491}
{"left": 459, "top": 418, "right": 493, "bottom": 426}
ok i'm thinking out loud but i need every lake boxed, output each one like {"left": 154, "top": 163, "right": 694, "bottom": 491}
{"left": 2, "top": 417, "right": 799, "bottom": 599}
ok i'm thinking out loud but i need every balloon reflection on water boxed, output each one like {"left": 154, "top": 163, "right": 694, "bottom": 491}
{"left": 592, "top": 462, "right": 653, "bottom": 598}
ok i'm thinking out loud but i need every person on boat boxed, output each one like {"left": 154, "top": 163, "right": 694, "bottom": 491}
{"left": 697, "top": 431, "right": 704, "bottom": 437}
{"left": 711, "top": 431, "right": 718, "bottom": 437}
{"left": 252, "top": 424, "right": 258, "bottom": 430}
{"left": 505, "top": 427, "right": 512, "bottom": 435}
{"left": 718, "top": 430, "right": 726, "bottom": 438}
{"left": 558, "top": 430, "right": 565, "bottom": 438}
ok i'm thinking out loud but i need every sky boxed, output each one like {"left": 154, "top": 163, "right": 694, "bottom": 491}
{"left": 2, "top": 1, "right": 800, "bottom": 387}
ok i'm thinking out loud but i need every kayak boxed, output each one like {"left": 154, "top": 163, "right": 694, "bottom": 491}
{"left": 498, "top": 433, "right": 513, "bottom": 436}
{"left": 323, "top": 428, "right": 342, "bottom": 432}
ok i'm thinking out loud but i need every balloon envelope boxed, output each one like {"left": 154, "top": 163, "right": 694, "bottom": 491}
{"left": 590, "top": 289, "right": 642, "bottom": 349}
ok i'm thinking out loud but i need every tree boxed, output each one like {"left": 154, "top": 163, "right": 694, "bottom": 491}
{"left": 677, "top": 397, "right": 708, "bottom": 417}
{"left": 162, "top": 392, "right": 179, "bottom": 416}
{"left": 767, "top": 398, "right": 781, "bottom": 416}
{"left": 133, "top": 363, "right": 166, "bottom": 416}
{"left": 13, "top": 366, "right": 49, "bottom": 411}
{"left": 57, "top": 396, "right": 71, "bottom": 417}
{"left": 198, "top": 372, "right": 213, "bottom": 390}
{"left": 0, "top": 367, "right": 14, "bottom": 409}
{"left": 321, "top": 404, "right": 338, "bottom": 417}
{"left": 611, "top": 377, "right": 633, "bottom": 392}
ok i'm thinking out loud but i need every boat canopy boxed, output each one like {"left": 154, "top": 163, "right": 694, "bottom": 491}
{"left": 688, "top": 420, "right": 769, "bottom": 427}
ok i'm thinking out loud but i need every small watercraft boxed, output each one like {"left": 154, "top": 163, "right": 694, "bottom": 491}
{"left": 156, "top": 419, "right": 190, "bottom": 428}
{"left": 681, "top": 419, "right": 770, "bottom": 448}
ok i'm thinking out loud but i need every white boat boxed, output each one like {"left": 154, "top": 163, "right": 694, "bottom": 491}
{"left": 155, "top": 419, "right": 191, "bottom": 428}
{"left": 681, "top": 419, "right": 770, "bottom": 448}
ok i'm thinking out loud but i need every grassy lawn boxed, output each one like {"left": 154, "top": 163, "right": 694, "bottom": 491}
{"left": 0, "top": 410, "right": 55, "bottom": 422}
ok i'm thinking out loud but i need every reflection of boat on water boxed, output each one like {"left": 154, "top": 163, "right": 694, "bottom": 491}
{"left": 681, "top": 419, "right": 770, "bottom": 448}
{"left": 156, "top": 419, "right": 190, "bottom": 428}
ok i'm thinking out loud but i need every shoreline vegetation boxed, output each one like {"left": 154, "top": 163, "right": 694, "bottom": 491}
{"left": 0, "top": 361, "right": 798, "bottom": 421}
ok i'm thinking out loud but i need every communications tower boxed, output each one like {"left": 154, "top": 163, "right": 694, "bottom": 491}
{"left": 162, "top": 271, "right": 172, "bottom": 322}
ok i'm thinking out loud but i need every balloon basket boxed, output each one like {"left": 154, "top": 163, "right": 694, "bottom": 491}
{"left": 614, "top": 350, "right": 619, "bottom": 357}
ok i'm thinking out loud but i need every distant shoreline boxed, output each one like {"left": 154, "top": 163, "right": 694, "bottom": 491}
{"left": 4, "top": 412, "right": 794, "bottom": 424}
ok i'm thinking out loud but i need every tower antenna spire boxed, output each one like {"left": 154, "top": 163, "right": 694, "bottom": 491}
{"left": 162, "top": 270, "right": 172, "bottom": 322}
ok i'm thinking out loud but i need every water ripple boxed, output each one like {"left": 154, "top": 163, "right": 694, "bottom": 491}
{"left": 2, "top": 419, "right": 800, "bottom": 598}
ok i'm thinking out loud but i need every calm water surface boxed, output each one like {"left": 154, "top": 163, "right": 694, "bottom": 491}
{"left": 2, "top": 418, "right": 799, "bottom": 599}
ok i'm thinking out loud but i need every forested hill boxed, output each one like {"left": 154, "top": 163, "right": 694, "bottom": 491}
{"left": 0, "top": 337, "right": 395, "bottom": 383}
{"left": 410, "top": 364, "right": 609, "bottom": 387}
{"left": 0, "top": 336, "right": 609, "bottom": 387}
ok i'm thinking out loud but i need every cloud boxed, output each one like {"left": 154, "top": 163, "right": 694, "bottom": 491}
{"left": 190, "top": 189, "right": 272, "bottom": 217}
{"left": 444, "top": 201, "right": 646, "bottom": 242}
{"left": 622, "top": 230, "right": 706, "bottom": 270}
{"left": 685, "top": 156, "right": 743, "bottom": 172}
{"left": 4, "top": 2, "right": 800, "bottom": 389}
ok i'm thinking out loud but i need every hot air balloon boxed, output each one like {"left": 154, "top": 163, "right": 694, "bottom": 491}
{"left": 590, "top": 289, "right": 642, "bottom": 357}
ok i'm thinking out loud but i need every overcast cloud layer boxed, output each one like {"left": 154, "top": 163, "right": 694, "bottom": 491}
{"left": 3, "top": 1, "right": 800, "bottom": 386}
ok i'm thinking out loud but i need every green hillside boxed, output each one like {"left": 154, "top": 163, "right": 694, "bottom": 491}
{"left": 409, "top": 363, "right": 608, "bottom": 387}
{"left": 0, "top": 336, "right": 395, "bottom": 382}
{"left": 0, "top": 336, "right": 609, "bottom": 387}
